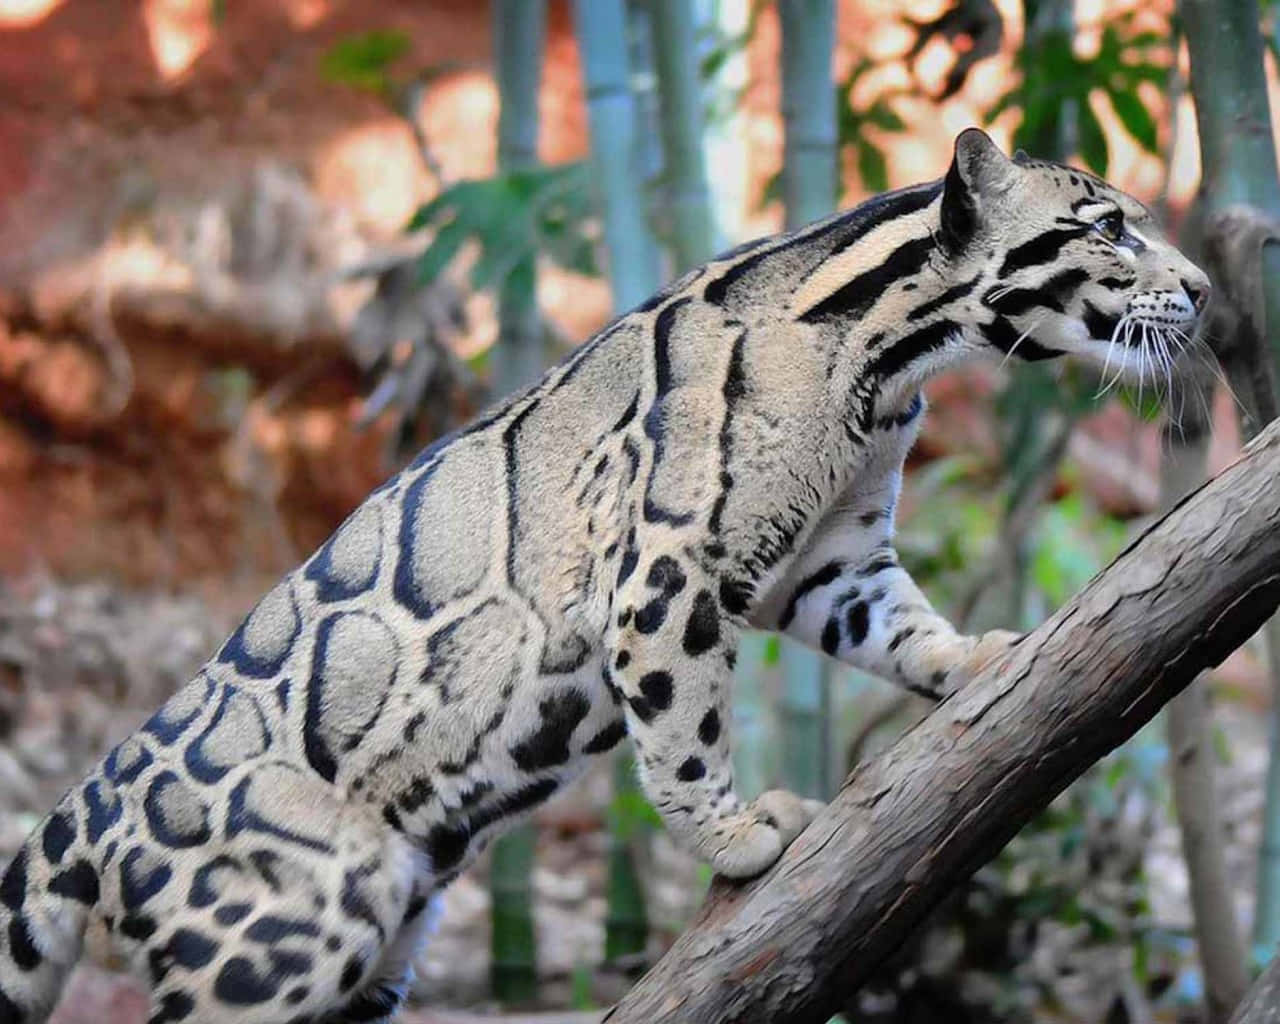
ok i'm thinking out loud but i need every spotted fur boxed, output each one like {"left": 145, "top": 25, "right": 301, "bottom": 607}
{"left": 0, "top": 130, "right": 1207, "bottom": 1023}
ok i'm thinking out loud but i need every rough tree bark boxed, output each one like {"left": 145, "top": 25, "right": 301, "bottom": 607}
{"left": 607, "top": 418, "right": 1280, "bottom": 1024}
{"left": 1233, "top": 951, "right": 1280, "bottom": 1023}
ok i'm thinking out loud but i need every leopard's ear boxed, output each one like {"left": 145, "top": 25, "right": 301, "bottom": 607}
{"left": 941, "top": 128, "right": 1016, "bottom": 251}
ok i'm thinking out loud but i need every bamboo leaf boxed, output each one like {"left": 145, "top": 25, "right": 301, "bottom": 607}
{"left": 856, "top": 141, "right": 889, "bottom": 193}
{"left": 1108, "top": 88, "right": 1158, "bottom": 153}
{"left": 1077, "top": 101, "right": 1109, "bottom": 176}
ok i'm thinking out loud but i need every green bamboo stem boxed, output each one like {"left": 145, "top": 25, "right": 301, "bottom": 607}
{"left": 650, "top": 0, "right": 716, "bottom": 269}
{"left": 1180, "top": 0, "right": 1280, "bottom": 969}
{"left": 575, "top": 0, "right": 662, "bottom": 964}
{"left": 489, "top": 0, "right": 547, "bottom": 1003}
{"left": 776, "top": 0, "right": 837, "bottom": 800}
{"left": 573, "top": 0, "right": 662, "bottom": 311}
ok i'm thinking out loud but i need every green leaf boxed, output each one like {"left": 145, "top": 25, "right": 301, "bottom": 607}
{"left": 320, "top": 30, "right": 411, "bottom": 96}
{"left": 1108, "top": 89, "right": 1158, "bottom": 153}
{"left": 865, "top": 101, "right": 906, "bottom": 133}
{"left": 1077, "top": 101, "right": 1109, "bottom": 176}
{"left": 856, "top": 141, "right": 889, "bottom": 193}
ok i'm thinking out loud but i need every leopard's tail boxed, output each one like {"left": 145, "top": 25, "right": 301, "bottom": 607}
{"left": 0, "top": 793, "right": 99, "bottom": 1024}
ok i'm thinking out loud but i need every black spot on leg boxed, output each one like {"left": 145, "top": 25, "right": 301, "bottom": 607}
{"left": 8, "top": 914, "right": 40, "bottom": 970}
{"left": 677, "top": 757, "right": 706, "bottom": 782}
{"left": 847, "top": 601, "right": 870, "bottom": 645}
{"left": 615, "top": 650, "right": 630, "bottom": 669}
{"left": 510, "top": 690, "right": 591, "bottom": 771}
{"left": 0, "top": 850, "right": 25, "bottom": 911}
{"left": 638, "top": 671, "right": 674, "bottom": 711}
{"left": 340, "top": 955, "right": 364, "bottom": 993}
{"left": 719, "top": 577, "right": 752, "bottom": 615}
{"left": 646, "top": 556, "right": 687, "bottom": 595}
{"left": 683, "top": 591, "right": 720, "bottom": 655}
{"left": 888, "top": 627, "right": 916, "bottom": 652}
{"left": 627, "top": 695, "right": 655, "bottom": 724}
{"left": 821, "top": 617, "right": 840, "bottom": 655}
{"left": 149, "top": 991, "right": 196, "bottom": 1024}
{"left": 583, "top": 720, "right": 627, "bottom": 754}
{"left": 698, "top": 709, "right": 721, "bottom": 745}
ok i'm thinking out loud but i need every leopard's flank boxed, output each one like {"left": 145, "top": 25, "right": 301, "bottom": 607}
{"left": 0, "top": 129, "right": 1208, "bottom": 1023}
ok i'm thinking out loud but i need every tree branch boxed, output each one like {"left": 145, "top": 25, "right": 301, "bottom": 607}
{"left": 609, "top": 418, "right": 1280, "bottom": 1024}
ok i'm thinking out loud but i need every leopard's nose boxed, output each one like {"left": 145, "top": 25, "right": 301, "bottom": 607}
{"left": 1182, "top": 277, "right": 1210, "bottom": 313}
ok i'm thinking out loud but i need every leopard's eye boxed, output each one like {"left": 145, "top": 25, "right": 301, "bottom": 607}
{"left": 1094, "top": 210, "right": 1124, "bottom": 242}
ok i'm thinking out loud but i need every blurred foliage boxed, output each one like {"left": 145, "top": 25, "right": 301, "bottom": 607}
{"left": 320, "top": 29, "right": 413, "bottom": 99}
{"left": 986, "top": 9, "right": 1169, "bottom": 176}
{"left": 407, "top": 163, "right": 601, "bottom": 299}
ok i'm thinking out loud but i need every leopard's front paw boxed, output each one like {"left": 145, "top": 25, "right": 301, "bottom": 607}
{"left": 705, "top": 789, "right": 826, "bottom": 879}
{"left": 954, "top": 628, "right": 1022, "bottom": 684}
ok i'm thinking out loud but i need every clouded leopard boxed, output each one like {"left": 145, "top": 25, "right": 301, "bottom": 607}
{"left": 0, "top": 129, "right": 1208, "bottom": 1023}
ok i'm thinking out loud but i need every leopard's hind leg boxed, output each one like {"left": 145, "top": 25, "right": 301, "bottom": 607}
{"left": 134, "top": 762, "right": 422, "bottom": 1024}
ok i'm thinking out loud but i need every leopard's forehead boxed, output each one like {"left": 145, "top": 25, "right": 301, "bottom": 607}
{"left": 1014, "top": 157, "right": 1156, "bottom": 226}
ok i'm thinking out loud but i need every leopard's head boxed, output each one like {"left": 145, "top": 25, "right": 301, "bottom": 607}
{"left": 942, "top": 128, "right": 1210, "bottom": 383}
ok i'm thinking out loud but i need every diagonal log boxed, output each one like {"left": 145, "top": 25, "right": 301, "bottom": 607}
{"left": 608, "top": 418, "right": 1280, "bottom": 1024}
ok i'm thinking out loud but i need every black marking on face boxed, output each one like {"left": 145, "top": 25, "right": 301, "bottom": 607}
{"left": 980, "top": 316, "right": 1062, "bottom": 361}
{"left": 120, "top": 847, "right": 171, "bottom": 911}
{"left": 698, "top": 708, "right": 721, "bottom": 745}
{"left": 1082, "top": 299, "right": 1122, "bottom": 342}
{"left": 867, "top": 318, "right": 957, "bottom": 381}
{"left": 997, "top": 224, "right": 1092, "bottom": 277}
{"left": 906, "top": 273, "right": 981, "bottom": 322}
{"left": 683, "top": 591, "right": 721, "bottom": 656}
{"left": 801, "top": 235, "right": 935, "bottom": 324}
{"left": 778, "top": 560, "right": 843, "bottom": 630}
{"left": 677, "top": 757, "right": 706, "bottom": 782}
{"left": 510, "top": 690, "right": 591, "bottom": 771}
{"left": 583, "top": 719, "right": 627, "bottom": 755}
